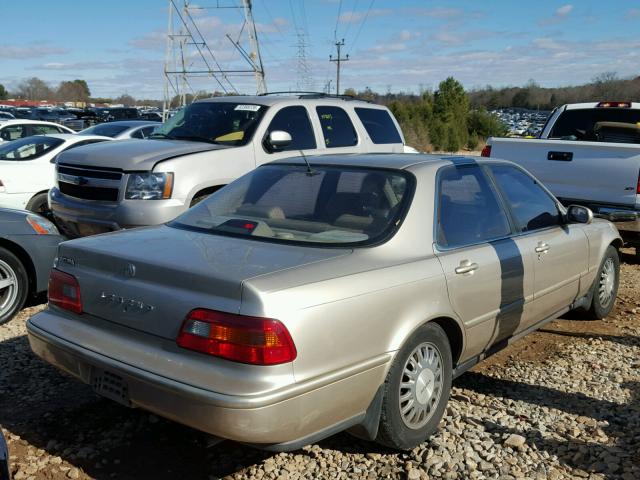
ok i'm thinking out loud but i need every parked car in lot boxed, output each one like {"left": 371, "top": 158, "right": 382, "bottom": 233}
{"left": 28, "top": 154, "right": 621, "bottom": 451}
{"left": 484, "top": 101, "right": 640, "bottom": 257}
{"left": 49, "top": 93, "right": 408, "bottom": 237}
{"left": 0, "top": 112, "right": 14, "bottom": 120}
{"left": 0, "top": 134, "right": 111, "bottom": 214}
{"left": 0, "top": 427, "right": 9, "bottom": 480}
{"left": 0, "top": 120, "right": 75, "bottom": 143}
{"left": 0, "top": 209, "right": 62, "bottom": 324}
{"left": 78, "top": 120, "right": 159, "bottom": 140}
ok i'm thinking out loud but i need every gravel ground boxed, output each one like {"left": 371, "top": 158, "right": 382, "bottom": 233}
{"left": 1, "top": 250, "right": 639, "bottom": 480}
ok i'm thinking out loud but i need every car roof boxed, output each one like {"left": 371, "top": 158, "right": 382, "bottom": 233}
{"left": 194, "top": 94, "right": 386, "bottom": 108}
{"left": 0, "top": 119, "right": 69, "bottom": 127}
{"left": 32, "top": 133, "right": 111, "bottom": 141}
{"left": 90, "top": 120, "right": 157, "bottom": 128}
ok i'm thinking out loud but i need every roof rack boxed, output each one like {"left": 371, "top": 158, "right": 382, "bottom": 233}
{"left": 258, "top": 91, "right": 368, "bottom": 102}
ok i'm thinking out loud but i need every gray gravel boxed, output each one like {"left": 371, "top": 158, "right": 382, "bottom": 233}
{"left": 1, "top": 259, "right": 639, "bottom": 480}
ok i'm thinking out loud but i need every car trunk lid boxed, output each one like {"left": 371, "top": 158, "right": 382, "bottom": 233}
{"left": 56, "top": 226, "right": 350, "bottom": 339}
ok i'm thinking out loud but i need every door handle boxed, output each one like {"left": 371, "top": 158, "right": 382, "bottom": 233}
{"left": 535, "top": 242, "right": 550, "bottom": 254}
{"left": 455, "top": 261, "right": 479, "bottom": 275}
{"left": 547, "top": 151, "right": 573, "bottom": 161}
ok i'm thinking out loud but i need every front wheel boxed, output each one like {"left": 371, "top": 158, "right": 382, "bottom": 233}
{"left": 26, "top": 192, "right": 50, "bottom": 218}
{"left": 0, "top": 247, "right": 29, "bottom": 325}
{"left": 376, "top": 322, "right": 452, "bottom": 450}
{"left": 586, "top": 245, "right": 620, "bottom": 320}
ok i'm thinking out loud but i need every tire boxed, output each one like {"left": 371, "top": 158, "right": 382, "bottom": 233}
{"left": 25, "top": 192, "right": 50, "bottom": 217}
{"left": 0, "top": 247, "right": 29, "bottom": 325}
{"left": 189, "top": 194, "right": 210, "bottom": 208}
{"left": 376, "top": 322, "right": 452, "bottom": 450}
{"left": 586, "top": 245, "right": 620, "bottom": 320}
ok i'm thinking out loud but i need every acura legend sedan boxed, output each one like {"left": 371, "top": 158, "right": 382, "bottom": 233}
{"left": 27, "top": 154, "right": 621, "bottom": 451}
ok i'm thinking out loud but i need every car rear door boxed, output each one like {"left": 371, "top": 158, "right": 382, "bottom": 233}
{"left": 488, "top": 164, "right": 588, "bottom": 323}
{"left": 434, "top": 164, "right": 535, "bottom": 359}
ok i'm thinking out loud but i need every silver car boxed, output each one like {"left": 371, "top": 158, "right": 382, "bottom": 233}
{"left": 27, "top": 155, "right": 621, "bottom": 451}
{"left": 77, "top": 120, "right": 159, "bottom": 140}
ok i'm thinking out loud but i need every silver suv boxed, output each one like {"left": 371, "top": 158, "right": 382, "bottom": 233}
{"left": 49, "top": 94, "right": 407, "bottom": 237}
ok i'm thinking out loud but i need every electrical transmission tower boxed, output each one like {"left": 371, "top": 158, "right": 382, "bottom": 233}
{"left": 162, "top": 0, "right": 267, "bottom": 118}
{"left": 294, "top": 31, "right": 312, "bottom": 91}
{"left": 329, "top": 39, "right": 349, "bottom": 96}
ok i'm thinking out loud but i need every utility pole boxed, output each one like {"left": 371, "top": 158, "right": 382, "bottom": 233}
{"left": 329, "top": 39, "right": 349, "bottom": 96}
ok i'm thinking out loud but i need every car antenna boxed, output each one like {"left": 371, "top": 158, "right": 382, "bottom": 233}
{"left": 299, "top": 150, "right": 319, "bottom": 176}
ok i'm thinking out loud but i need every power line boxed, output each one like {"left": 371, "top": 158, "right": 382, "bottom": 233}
{"left": 347, "top": 0, "right": 374, "bottom": 55}
{"left": 333, "top": 0, "right": 343, "bottom": 40}
{"left": 342, "top": 0, "right": 359, "bottom": 42}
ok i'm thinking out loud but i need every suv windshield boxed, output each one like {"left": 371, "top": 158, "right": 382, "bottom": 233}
{"left": 151, "top": 102, "right": 267, "bottom": 146}
{"left": 170, "top": 164, "right": 413, "bottom": 246}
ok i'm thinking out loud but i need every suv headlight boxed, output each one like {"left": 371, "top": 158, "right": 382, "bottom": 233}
{"left": 125, "top": 172, "right": 174, "bottom": 200}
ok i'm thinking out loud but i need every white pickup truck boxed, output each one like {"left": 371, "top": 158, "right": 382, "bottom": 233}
{"left": 484, "top": 101, "right": 640, "bottom": 257}
{"left": 50, "top": 94, "right": 409, "bottom": 237}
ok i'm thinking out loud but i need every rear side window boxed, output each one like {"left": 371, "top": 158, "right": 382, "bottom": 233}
{"left": 355, "top": 108, "right": 402, "bottom": 144}
{"left": 437, "top": 165, "right": 511, "bottom": 248}
{"left": 31, "top": 125, "right": 63, "bottom": 135}
{"left": 0, "top": 125, "right": 26, "bottom": 141}
{"left": 316, "top": 106, "right": 357, "bottom": 148}
{"left": 489, "top": 165, "right": 561, "bottom": 232}
{"left": 265, "top": 106, "right": 316, "bottom": 151}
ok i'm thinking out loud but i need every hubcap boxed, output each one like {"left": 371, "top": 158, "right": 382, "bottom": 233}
{"left": 399, "top": 342, "right": 443, "bottom": 429}
{"left": 0, "top": 259, "right": 18, "bottom": 318}
{"left": 598, "top": 257, "right": 615, "bottom": 307}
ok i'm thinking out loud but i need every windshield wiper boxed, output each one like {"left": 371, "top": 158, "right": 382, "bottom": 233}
{"left": 167, "top": 134, "right": 221, "bottom": 144}
{"left": 148, "top": 132, "right": 174, "bottom": 139}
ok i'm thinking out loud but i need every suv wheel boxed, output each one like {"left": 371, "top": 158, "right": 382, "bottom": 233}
{"left": 376, "top": 322, "right": 452, "bottom": 450}
{"left": 26, "top": 192, "right": 50, "bottom": 217}
{"left": 0, "top": 247, "right": 29, "bottom": 325}
{"left": 586, "top": 245, "right": 620, "bottom": 320}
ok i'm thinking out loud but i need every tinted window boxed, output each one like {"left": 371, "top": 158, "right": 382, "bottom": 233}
{"left": 171, "top": 165, "right": 412, "bottom": 246}
{"left": 490, "top": 165, "right": 561, "bottom": 231}
{"left": 549, "top": 108, "right": 640, "bottom": 140}
{"left": 80, "top": 124, "right": 129, "bottom": 137}
{"left": 0, "top": 125, "right": 26, "bottom": 141}
{"left": 355, "top": 108, "right": 402, "bottom": 144}
{"left": 316, "top": 106, "right": 357, "bottom": 148}
{"left": 265, "top": 106, "right": 316, "bottom": 151}
{"left": 0, "top": 136, "right": 64, "bottom": 160}
{"left": 438, "top": 165, "right": 511, "bottom": 248}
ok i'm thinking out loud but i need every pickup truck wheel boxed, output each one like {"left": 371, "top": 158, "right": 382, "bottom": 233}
{"left": 586, "top": 245, "right": 620, "bottom": 320}
{"left": 0, "top": 247, "right": 29, "bottom": 325}
{"left": 25, "top": 192, "right": 50, "bottom": 218}
{"left": 376, "top": 322, "right": 452, "bottom": 450}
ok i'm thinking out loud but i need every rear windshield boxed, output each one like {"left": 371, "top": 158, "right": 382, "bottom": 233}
{"left": 549, "top": 108, "right": 640, "bottom": 140}
{"left": 80, "top": 124, "right": 129, "bottom": 137}
{"left": 170, "top": 164, "right": 413, "bottom": 246}
{"left": 0, "top": 136, "right": 64, "bottom": 161}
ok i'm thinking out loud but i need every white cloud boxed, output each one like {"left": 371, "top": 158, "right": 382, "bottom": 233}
{"left": 556, "top": 4, "right": 574, "bottom": 16}
{"left": 338, "top": 9, "right": 391, "bottom": 24}
{"left": 539, "top": 4, "right": 574, "bottom": 25}
{"left": 0, "top": 44, "right": 69, "bottom": 59}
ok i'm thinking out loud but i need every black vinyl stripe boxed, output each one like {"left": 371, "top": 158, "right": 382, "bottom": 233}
{"left": 490, "top": 237, "right": 525, "bottom": 345}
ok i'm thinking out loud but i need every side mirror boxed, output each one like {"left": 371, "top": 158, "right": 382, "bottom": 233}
{"left": 567, "top": 205, "right": 593, "bottom": 224}
{"left": 265, "top": 130, "right": 292, "bottom": 152}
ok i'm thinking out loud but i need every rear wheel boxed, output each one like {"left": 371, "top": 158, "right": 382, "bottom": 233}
{"left": 586, "top": 245, "right": 620, "bottom": 320}
{"left": 376, "top": 322, "right": 452, "bottom": 450}
{"left": 0, "top": 247, "right": 29, "bottom": 325}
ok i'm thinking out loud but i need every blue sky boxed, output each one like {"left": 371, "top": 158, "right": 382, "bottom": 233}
{"left": 1, "top": 0, "right": 639, "bottom": 99}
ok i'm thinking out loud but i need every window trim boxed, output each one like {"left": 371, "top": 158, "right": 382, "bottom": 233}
{"left": 315, "top": 105, "right": 359, "bottom": 149}
{"left": 433, "top": 163, "right": 515, "bottom": 251}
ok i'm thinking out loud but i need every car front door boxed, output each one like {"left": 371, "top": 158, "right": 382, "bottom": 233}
{"left": 488, "top": 164, "right": 588, "bottom": 323}
{"left": 256, "top": 105, "right": 321, "bottom": 165}
{"left": 434, "top": 164, "right": 536, "bottom": 360}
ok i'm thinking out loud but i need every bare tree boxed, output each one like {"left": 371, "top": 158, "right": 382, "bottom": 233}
{"left": 16, "top": 77, "right": 53, "bottom": 100}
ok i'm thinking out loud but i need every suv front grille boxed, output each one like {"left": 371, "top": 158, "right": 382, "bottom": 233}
{"left": 57, "top": 164, "right": 122, "bottom": 202}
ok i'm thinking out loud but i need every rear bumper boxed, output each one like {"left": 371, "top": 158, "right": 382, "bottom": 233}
{"left": 26, "top": 311, "right": 387, "bottom": 448}
{"left": 49, "top": 187, "right": 186, "bottom": 237}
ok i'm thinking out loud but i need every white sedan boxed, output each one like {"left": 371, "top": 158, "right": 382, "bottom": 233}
{"left": 0, "top": 134, "right": 111, "bottom": 214}
{"left": 0, "top": 119, "right": 75, "bottom": 143}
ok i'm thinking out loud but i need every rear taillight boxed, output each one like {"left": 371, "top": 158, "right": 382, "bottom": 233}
{"left": 480, "top": 145, "right": 491, "bottom": 157}
{"left": 48, "top": 269, "right": 82, "bottom": 314}
{"left": 177, "top": 309, "right": 297, "bottom": 365}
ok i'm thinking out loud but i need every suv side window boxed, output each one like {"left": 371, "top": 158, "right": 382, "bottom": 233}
{"left": 437, "top": 165, "right": 511, "bottom": 248}
{"left": 354, "top": 108, "right": 402, "bottom": 144}
{"left": 316, "top": 106, "right": 357, "bottom": 148}
{"left": 265, "top": 106, "right": 316, "bottom": 151}
{"left": 489, "top": 164, "right": 561, "bottom": 232}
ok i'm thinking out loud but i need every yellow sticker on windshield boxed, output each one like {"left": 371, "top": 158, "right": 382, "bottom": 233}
{"left": 215, "top": 131, "right": 245, "bottom": 141}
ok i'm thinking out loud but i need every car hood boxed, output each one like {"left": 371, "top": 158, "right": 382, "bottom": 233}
{"left": 57, "top": 225, "right": 351, "bottom": 339}
{"left": 56, "top": 138, "right": 229, "bottom": 171}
